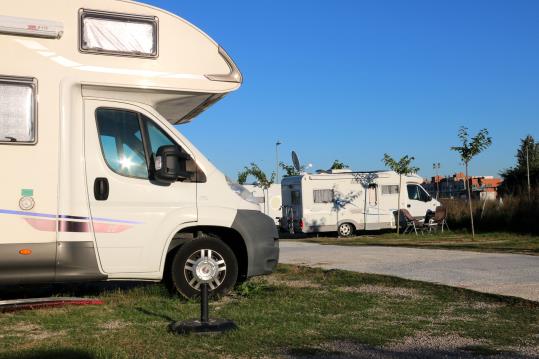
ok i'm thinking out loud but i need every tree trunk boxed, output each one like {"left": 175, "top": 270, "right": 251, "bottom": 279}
{"left": 397, "top": 174, "right": 401, "bottom": 235}
{"left": 466, "top": 163, "right": 475, "bottom": 239}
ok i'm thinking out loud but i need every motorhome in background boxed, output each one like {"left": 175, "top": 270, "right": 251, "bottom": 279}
{"left": 0, "top": 0, "right": 278, "bottom": 299}
{"left": 243, "top": 184, "right": 282, "bottom": 225}
{"left": 281, "top": 169, "right": 440, "bottom": 236}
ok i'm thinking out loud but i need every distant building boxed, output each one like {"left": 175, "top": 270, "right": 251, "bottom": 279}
{"left": 423, "top": 172, "right": 502, "bottom": 201}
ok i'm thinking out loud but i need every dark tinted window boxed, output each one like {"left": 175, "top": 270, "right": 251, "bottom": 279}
{"left": 407, "top": 184, "right": 420, "bottom": 201}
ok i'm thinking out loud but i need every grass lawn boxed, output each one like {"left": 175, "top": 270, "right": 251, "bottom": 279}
{"left": 299, "top": 232, "right": 539, "bottom": 255}
{"left": 0, "top": 265, "right": 538, "bottom": 358}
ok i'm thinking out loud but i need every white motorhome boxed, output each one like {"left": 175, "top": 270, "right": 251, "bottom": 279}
{"left": 281, "top": 170, "right": 440, "bottom": 236}
{"left": 242, "top": 184, "right": 282, "bottom": 225}
{"left": 0, "top": 0, "right": 279, "bottom": 298}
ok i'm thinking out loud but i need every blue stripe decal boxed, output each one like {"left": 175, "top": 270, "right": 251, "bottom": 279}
{"left": 0, "top": 209, "right": 56, "bottom": 219}
{"left": 92, "top": 217, "right": 143, "bottom": 225}
{"left": 0, "top": 209, "right": 142, "bottom": 225}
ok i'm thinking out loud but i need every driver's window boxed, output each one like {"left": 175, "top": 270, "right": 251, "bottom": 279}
{"left": 143, "top": 118, "right": 206, "bottom": 183}
{"left": 407, "top": 184, "right": 420, "bottom": 201}
{"left": 418, "top": 186, "right": 430, "bottom": 202}
{"left": 145, "top": 117, "right": 179, "bottom": 155}
{"left": 96, "top": 109, "right": 148, "bottom": 179}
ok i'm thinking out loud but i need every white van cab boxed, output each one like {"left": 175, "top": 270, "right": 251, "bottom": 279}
{"left": 0, "top": 0, "right": 278, "bottom": 298}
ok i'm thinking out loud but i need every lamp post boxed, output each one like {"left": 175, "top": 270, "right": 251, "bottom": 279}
{"left": 526, "top": 142, "right": 531, "bottom": 200}
{"left": 275, "top": 140, "right": 282, "bottom": 183}
{"left": 433, "top": 162, "right": 440, "bottom": 199}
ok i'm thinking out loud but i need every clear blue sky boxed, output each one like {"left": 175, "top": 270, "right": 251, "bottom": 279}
{"left": 144, "top": 0, "right": 539, "bottom": 180}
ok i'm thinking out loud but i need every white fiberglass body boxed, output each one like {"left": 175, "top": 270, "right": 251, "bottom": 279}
{"left": 0, "top": 0, "right": 278, "bottom": 297}
{"left": 281, "top": 170, "right": 440, "bottom": 235}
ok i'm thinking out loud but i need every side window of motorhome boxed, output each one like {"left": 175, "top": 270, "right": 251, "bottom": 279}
{"left": 144, "top": 118, "right": 206, "bottom": 183}
{"left": 381, "top": 185, "right": 399, "bottom": 195}
{"left": 80, "top": 10, "right": 158, "bottom": 58}
{"left": 407, "top": 184, "right": 430, "bottom": 202}
{"left": 96, "top": 109, "right": 149, "bottom": 179}
{"left": 0, "top": 77, "right": 36, "bottom": 144}
{"left": 313, "top": 189, "right": 334, "bottom": 204}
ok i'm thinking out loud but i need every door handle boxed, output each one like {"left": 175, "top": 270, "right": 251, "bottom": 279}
{"left": 94, "top": 178, "right": 109, "bottom": 201}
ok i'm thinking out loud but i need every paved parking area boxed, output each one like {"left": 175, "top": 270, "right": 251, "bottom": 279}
{"left": 280, "top": 241, "right": 539, "bottom": 301}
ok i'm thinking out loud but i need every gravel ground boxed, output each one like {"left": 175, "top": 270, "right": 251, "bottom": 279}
{"left": 279, "top": 241, "right": 539, "bottom": 302}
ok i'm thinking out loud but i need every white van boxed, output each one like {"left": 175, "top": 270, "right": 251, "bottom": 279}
{"left": 281, "top": 170, "right": 440, "bottom": 236}
{"left": 0, "top": 0, "right": 278, "bottom": 298}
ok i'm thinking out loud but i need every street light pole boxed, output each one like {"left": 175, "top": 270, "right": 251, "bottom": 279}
{"left": 275, "top": 140, "right": 282, "bottom": 184}
{"left": 526, "top": 143, "right": 531, "bottom": 200}
{"left": 433, "top": 162, "right": 440, "bottom": 199}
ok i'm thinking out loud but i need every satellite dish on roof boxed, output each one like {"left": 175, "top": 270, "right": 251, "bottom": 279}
{"left": 291, "top": 151, "right": 300, "bottom": 172}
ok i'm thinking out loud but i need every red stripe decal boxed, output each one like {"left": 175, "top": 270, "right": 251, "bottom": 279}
{"left": 24, "top": 219, "right": 132, "bottom": 233}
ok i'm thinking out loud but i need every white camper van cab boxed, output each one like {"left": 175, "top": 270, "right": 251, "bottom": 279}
{"left": 0, "top": 0, "right": 278, "bottom": 298}
{"left": 281, "top": 170, "right": 440, "bottom": 236}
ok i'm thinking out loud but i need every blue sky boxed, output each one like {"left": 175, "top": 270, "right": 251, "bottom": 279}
{"left": 144, "top": 0, "right": 539, "bottom": 180}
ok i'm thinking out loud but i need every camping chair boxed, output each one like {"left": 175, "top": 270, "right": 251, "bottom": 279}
{"left": 423, "top": 206, "right": 449, "bottom": 232}
{"left": 399, "top": 209, "right": 424, "bottom": 235}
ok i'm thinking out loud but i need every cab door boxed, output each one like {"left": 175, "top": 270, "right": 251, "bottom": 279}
{"left": 406, "top": 184, "right": 431, "bottom": 219}
{"left": 84, "top": 99, "right": 197, "bottom": 274}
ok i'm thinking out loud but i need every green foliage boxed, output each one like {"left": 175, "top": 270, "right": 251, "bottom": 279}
{"left": 234, "top": 279, "right": 270, "bottom": 297}
{"left": 382, "top": 153, "right": 419, "bottom": 235}
{"left": 382, "top": 154, "right": 420, "bottom": 175}
{"left": 450, "top": 127, "right": 493, "bottom": 238}
{"left": 450, "top": 127, "right": 492, "bottom": 165}
{"left": 237, "top": 163, "right": 275, "bottom": 189}
{"left": 330, "top": 160, "right": 349, "bottom": 170}
{"left": 237, "top": 171, "right": 248, "bottom": 185}
{"left": 500, "top": 135, "right": 539, "bottom": 195}
{"left": 279, "top": 161, "right": 304, "bottom": 177}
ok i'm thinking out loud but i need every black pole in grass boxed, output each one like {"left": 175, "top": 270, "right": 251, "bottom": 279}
{"left": 168, "top": 284, "right": 237, "bottom": 335}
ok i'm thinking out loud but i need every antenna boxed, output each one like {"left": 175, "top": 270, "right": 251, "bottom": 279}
{"left": 291, "top": 151, "right": 300, "bottom": 172}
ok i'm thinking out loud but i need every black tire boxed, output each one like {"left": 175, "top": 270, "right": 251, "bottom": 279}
{"left": 170, "top": 237, "right": 238, "bottom": 299}
{"left": 338, "top": 222, "right": 355, "bottom": 237}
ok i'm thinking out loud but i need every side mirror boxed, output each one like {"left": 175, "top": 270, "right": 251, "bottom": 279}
{"left": 154, "top": 145, "right": 191, "bottom": 184}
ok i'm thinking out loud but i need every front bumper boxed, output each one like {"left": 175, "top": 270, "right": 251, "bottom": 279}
{"left": 231, "top": 210, "right": 279, "bottom": 277}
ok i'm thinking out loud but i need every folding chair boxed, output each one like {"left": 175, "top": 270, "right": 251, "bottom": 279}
{"left": 399, "top": 209, "right": 424, "bottom": 235}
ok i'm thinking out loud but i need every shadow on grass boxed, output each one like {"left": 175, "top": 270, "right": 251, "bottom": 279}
{"left": 0, "top": 348, "right": 94, "bottom": 359}
{"left": 287, "top": 344, "right": 532, "bottom": 359}
{"left": 0, "top": 281, "right": 159, "bottom": 301}
{"left": 135, "top": 307, "right": 175, "bottom": 322}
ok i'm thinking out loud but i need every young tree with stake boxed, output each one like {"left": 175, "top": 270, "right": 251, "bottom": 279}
{"left": 450, "top": 127, "right": 492, "bottom": 239}
{"left": 382, "top": 154, "right": 419, "bottom": 235}
{"left": 237, "top": 163, "right": 276, "bottom": 214}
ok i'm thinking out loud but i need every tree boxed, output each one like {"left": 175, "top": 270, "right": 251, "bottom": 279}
{"left": 237, "top": 163, "right": 276, "bottom": 213}
{"left": 330, "top": 160, "right": 349, "bottom": 170}
{"left": 500, "top": 135, "right": 539, "bottom": 196}
{"left": 279, "top": 161, "right": 305, "bottom": 177}
{"left": 237, "top": 163, "right": 275, "bottom": 189}
{"left": 450, "top": 127, "right": 492, "bottom": 238}
{"left": 382, "top": 154, "right": 419, "bottom": 235}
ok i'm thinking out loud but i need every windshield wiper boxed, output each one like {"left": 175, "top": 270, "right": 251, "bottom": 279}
{"left": 4, "top": 137, "right": 18, "bottom": 142}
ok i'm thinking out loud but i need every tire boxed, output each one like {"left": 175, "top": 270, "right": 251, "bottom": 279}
{"left": 338, "top": 222, "right": 355, "bottom": 237}
{"left": 170, "top": 237, "right": 238, "bottom": 299}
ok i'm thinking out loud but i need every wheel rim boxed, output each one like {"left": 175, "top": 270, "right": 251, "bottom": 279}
{"left": 339, "top": 224, "right": 351, "bottom": 236}
{"left": 184, "top": 249, "right": 227, "bottom": 291}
